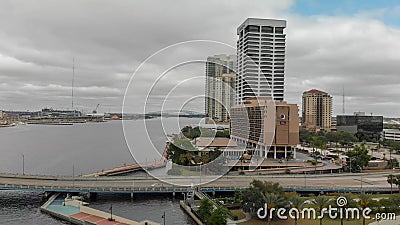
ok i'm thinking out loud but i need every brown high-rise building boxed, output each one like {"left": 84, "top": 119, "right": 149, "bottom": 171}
{"left": 230, "top": 97, "right": 299, "bottom": 159}
{"left": 302, "top": 89, "right": 332, "bottom": 131}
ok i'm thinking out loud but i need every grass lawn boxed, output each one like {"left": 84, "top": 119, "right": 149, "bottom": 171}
{"left": 231, "top": 209, "right": 246, "bottom": 220}
{"left": 180, "top": 169, "right": 200, "bottom": 176}
{"left": 240, "top": 218, "right": 374, "bottom": 225}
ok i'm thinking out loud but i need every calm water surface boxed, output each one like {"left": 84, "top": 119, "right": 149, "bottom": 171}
{"left": 0, "top": 118, "right": 200, "bottom": 224}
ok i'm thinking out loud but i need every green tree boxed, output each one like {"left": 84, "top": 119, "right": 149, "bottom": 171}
{"left": 310, "top": 160, "right": 318, "bottom": 174}
{"left": 299, "top": 129, "right": 313, "bottom": 144}
{"left": 289, "top": 195, "right": 306, "bottom": 225}
{"left": 206, "top": 206, "right": 228, "bottom": 225}
{"left": 198, "top": 198, "right": 213, "bottom": 222}
{"left": 241, "top": 180, "right": 286, "bottom": 216}
{"left": 358, "top": 193, "right": 371, "bottom": 225}
{"left": 313, "top": 196, "right": 330, "bottom": 225}
{"left": 390, "top": 196, "right": 400, "bottom": 213}
{"left": 261, "top": 193, "right": 286, "bottom": 225}
{"left": 310, "top": 136, "right": 327, "bottom": 151}
{"left": 339, "top": 132, "right": 358, "bottom": 150}
{"left": 388, "top": 158, "right": 399, "bottom": 170}
{"left": 387, "top": 174, "right": 400, "bottom": 194}
{"left": 346, "top": 144, "right": 371, "bottom": 172}
{"left": 387, "top": 174, "right": 396, "bottom": 194}
{"left": 393, "top": 142, "right": 400, "bottom": 151}
{"left": 326, "top": 132, "right": 340, "bottom": 150}
{"left": 333, "top": 194, "right": 357, "bottom": 225}
{"left": 216, "top": 130, "right": 230, "bottom": 138}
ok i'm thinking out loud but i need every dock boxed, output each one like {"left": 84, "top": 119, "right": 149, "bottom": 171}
{"left": 85, "top": 143, "right": 170, "bottom": 177}
{"left": 40, "top": 193, "right": 159, "bottom": 225}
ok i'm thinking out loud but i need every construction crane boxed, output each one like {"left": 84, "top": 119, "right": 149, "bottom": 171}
{"left": 92, "top": 104, "right": 100, "bottom": 114}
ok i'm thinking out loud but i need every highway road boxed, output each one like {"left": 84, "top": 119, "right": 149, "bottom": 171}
{"left": 0, "top": 171, "right": 397, "bottom": 193}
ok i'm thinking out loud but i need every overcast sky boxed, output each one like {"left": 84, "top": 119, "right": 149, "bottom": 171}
{"left": 1, "top": 0, "right": 400, "bottom": 117}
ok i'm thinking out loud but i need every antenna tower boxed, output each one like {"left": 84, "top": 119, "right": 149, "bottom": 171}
{"left": 72, "top": 57, "right": 75, "bottom": 109}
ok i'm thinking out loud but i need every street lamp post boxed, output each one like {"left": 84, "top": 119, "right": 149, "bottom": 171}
{"left": 303, "top": 160, "right": 307, "bottom": 188}
{"left": 108, "top": 204, "right": 114, "bottom": 221}
{"left": 357, "top": 165, "right": 363, "bottom": 191}
{"left": 22, "top": 154, "right": 25, "bottom": 176}
{"left": 162, "top": 211, "right": 166, "bottom": 225}
{"left": 72, "top": 164, "right": 75, "bottom": 188}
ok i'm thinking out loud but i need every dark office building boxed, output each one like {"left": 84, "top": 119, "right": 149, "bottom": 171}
{"left": 336, "top": 112, "right": 383, "bottom": 141}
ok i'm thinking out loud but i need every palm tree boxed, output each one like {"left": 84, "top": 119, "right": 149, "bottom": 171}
{"left": 313, "top": 196, "right": 330, "bottom": 225}
{"left": 311, "top": 160, "right": 318, "bottom": 175}
{"left": 387, "top": 174, "right": 396, "bottom": 194}
{"left": 389, "top": 148, "right": 394, "bottom": 168}
{"left": 358, "top": 193, "right": 371, "bottom": 225}
{"left": 394, "top": 175, "right": 400, "bottom": 194}
{"left": 337, "top": 194, "right": 356, "bottom": 225}
{"left": 261, "top": 193, "right": 285, "bottom": 225}
{"left": 289, "top": 195, "right": 306, "bottom": 225}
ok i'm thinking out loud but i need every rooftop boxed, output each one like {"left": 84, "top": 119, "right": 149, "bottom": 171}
{"left": 195, "top": 138, "right": 238, "bottom": 147}
{"left": 237, "top": 18, "right": 287, "bottom": 34}
{"left": 303, "top": 89, "right": 328, "bottom": 95}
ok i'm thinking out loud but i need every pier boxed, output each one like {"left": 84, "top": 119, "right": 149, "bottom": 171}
{"left": 41, "top": 193, "right": 159, "bottom": 225}
{"left": 86, "top": 142, "right": 170, "bottom": 177}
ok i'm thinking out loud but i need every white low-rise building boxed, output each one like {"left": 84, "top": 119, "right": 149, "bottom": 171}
{"left": 382, "top": 129, "right": 400, "bottom": 142}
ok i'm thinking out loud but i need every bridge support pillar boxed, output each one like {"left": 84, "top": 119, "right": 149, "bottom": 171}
{"left": 172, "top": 190, "right": 175, "bottom": 198}
{"left": 284, "top": 146, "right": 287, "bottom": 159}
{"left": 293, "top": 147, "right": 297, "bottom": 159}
{"left": 131, "top": 192, "right": 134, "bottom": 200}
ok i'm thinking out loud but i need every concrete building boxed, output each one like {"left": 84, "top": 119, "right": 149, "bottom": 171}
{"left": 236, "top": 18, "right": 286, "bottom": 104}
{"left": 230, "top": 97, "right": 299, "bottom": 159}
{"left": 382, "top": 129, "right": 400, "bottom": 142}
{"left": 337, "top": 112, "right": 383, "bottom": 141}
{"left": 302, "top": 89, "right": 332, "bottom": 131}
{"left": 205, "top": 54, "right": 236, "bottom": 123}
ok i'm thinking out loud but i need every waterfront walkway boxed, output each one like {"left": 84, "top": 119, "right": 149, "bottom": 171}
{"left": 227, "top": 213, "right": 251, "bottom": 225}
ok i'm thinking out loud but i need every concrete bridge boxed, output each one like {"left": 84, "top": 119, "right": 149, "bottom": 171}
{"left": 0, "top": 172, "right": 396, "bottom": 194}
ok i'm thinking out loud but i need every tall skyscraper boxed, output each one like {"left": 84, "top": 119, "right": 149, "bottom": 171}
{"left": 205, "top": 54, "right": 236, "bottom": 123}
{"left": 236, "top": 18, "right": 286, "bottom": 104}
{"left": 302, "top": 89, "right": 333, "bottom": 131}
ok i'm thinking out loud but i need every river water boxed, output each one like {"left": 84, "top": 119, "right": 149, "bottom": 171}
{"left": 0, "top": 118, "right": 201, "bottom": 224}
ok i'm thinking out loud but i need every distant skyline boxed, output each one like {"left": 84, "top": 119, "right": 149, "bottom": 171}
{"left": 0, "top": 0, "right": 400, "bottom": 117}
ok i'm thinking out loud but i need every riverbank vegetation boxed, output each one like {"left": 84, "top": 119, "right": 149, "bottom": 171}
{"left": 167, "top": 126, "right": 229, "bottom": 168}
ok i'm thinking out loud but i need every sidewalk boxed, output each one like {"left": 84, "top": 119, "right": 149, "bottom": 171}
{"left": 227, "top": 212, "right": 251, "bottom": 225}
